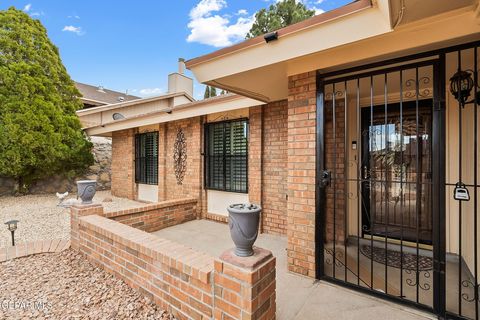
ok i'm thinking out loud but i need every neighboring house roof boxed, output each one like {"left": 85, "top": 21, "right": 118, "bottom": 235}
{"left": 75, "top": 82, "right": 141, "bottom": 106}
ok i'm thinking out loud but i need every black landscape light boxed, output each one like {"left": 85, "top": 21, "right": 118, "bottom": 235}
{"left": 449, "top": 69, "right": 479, "bottom": 107}
{"left": 264, "top": 31, "right": 278, "bottom": 43}
{"left": 5, "top": 220, "right": 19, "bottom": 246}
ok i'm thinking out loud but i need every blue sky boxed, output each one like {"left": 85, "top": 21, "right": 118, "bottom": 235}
{"left": 1, "top": 0, "right": 352, "bottom": 99}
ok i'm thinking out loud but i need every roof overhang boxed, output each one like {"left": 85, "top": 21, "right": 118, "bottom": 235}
{"left": 82, "top": 94, "right": 264, "bottom": 137}
{"left": 77, "top": 91, "right": 193, "bottom": 116}
{"left": 80, "top": 97, "right": 107, "bottom": 107}
{"left": 186, "top": 0, "right": 479, "bottom": 102}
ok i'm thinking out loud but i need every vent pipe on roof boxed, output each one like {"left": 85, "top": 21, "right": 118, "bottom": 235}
{"left": 178, "top": 58, "right": 186, "bottom": 75}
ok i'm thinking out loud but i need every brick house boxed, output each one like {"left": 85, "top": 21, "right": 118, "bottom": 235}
{"left": 77, "top": 64, "right": 271, "bottom": 221}
{"left": 78, "top": 0, "right": 480, "bottom": 318}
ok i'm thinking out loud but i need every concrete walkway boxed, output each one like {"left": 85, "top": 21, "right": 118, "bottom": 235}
{"left": 152, "top": 220, "right": 435, "bottom": 320}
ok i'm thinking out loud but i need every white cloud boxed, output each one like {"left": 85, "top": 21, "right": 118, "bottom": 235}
{"left": 237, "top": 9, "right": 248, "bottom": 15}
{"left": 190, "top": 0, "right": 226, "bottom": 19}
{"left": 30, "top": 11, "right": 44, "bottom": 17}
{"left": 62, "top": 25, "right": 84, "bottom": 36}
{"left": 313, "top": 7, "right": 325, "bottom": 15}
{"left": 187, "top": 0, "right": 254, "bottom": 47}
{"left": 68, "top": 15, "right": 81, "bottom": 19}
{"left": 23, "top": 5, "right": 44, "bottom": 17}
{"left": 138, "top": 88, "right": 164, "bottom": 96}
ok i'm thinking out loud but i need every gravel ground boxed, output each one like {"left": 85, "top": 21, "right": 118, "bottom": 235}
{"left": 0, "top": 249, "right": 174, "bottom": 319}
{"left": 0, "top": 191, "right": 145, "bottom": 247}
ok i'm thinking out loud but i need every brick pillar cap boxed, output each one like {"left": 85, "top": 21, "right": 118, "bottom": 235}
{"left": 71, "top": 203, "right": 103, "bottom": 209}
{"left": 219, "top": 247, "right": 273, "bottom": 270}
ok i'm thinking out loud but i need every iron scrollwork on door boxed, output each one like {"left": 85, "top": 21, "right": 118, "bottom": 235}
{"left": 173, "top": 129, "right": 187, "bottom": 185}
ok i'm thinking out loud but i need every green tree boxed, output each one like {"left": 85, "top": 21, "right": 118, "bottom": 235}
{"left": 209, "top": 86, "right": 217, "bottom": 97}
{"left": 204, "top": 85, "right": 210, "bottom": 99}
{"left": 0, "top": 7, "right": 93, "bottom": 193}
{"left": 246, "top": 0, "right": 315, "bottom": 38}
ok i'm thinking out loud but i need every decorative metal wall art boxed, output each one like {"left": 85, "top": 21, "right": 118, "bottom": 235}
{"left": 173, "top": 129, "right": 187, "bottom": 185}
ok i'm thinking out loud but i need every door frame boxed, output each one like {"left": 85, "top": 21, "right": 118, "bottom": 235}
{"left": 315, "top": 50, "right": 448, "bottom": 317}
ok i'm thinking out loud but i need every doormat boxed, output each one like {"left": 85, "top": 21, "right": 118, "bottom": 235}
{"left": 360, "top": 245, "right": 433, "bottom": 271}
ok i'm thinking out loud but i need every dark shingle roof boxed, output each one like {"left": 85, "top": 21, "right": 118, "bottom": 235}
{"left": 75, "top": 82, "right": 140, "bottom": 105}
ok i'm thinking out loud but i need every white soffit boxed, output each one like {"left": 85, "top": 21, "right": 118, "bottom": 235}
{"left": 85, "top": 96, "right": 264, "bottom": 136}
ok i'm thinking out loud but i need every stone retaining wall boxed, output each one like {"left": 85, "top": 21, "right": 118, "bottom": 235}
{"left": 71, "top": 204, "right": 276, "bottom": 320}
{"left": 0, "top": 137, "right": 112, "bottom": 196}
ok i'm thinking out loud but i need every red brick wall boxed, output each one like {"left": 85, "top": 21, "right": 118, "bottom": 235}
{"left": 165, "top": 118, "right": 203, "bottom": 206}
{"left": 158, "top": 123, "right": 167, "bottom": 201}
{"left": 111, "top": 129, "right": 135, "bottom": 199}
{"left": 109, "top": 106, "right": 290, "bottom": 238}
{"left": 214, "top": 249, "right": 276, "bottom": 320}
{"left": 109, "top": 118, "right": 204, "bottom": 215}
{"left": 74, "top": 209, "right": 276, "bottom": 320}
{"left": 70, "top": 203, "right": 104, "bottom": 250}
{"left": 325, "top": 100, "right": 346, "bottom": 243}
{"left": 78, "top": 214, "right": 214, "bottom": 320}
{"left": 287, "top": 72, "right": 317, "bottom": 277}
{"left": 104, "top": 198, "right": 197, "bottom": 233}
{"left": 204, "top": 212, "right": 228, "bottom": 224}
{"left": 248, "top": 106, "right": 263, "bottom": 208}
{"left": 262, "top": 100, "right": 288, "bottom": 235}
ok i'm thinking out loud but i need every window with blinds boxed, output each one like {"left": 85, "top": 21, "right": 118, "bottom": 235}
{"left": 135, "top": 132, "right": 158, "bottom": 185}
{"left": 205, "top": 119, "right": 248, "bottom": 193}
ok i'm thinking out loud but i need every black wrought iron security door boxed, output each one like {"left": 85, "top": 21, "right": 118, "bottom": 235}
{"left": 315, "top": 41, "right": 480, "bottom": 320}
{"left": 444, "top": 44, "right": 480, "bottom": 320}
{"left": 317, "top": 60, "right": 440, "bottom": 313}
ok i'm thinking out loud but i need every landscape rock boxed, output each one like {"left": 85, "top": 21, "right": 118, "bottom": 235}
{"left": 0, "top": 249, "right": 175, "bottom": 319}
{"left": 0, "top": 190, "right": 144, "bottom": 247}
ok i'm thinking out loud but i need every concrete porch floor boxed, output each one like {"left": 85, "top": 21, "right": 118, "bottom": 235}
{"left": 152, "top": 220, "right": 435, "bottom": 320}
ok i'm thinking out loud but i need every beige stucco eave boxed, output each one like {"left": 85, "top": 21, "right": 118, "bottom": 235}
{"left": 187, "top": 0, "right": 391, "bottom": 84}
{"left": 77, "top": 91, "right": 194, "bottom": 116}
{"left": 84, "top": 95, "right": 264, "bottom": 137}
{"left": 186, "top": 0, "right": 479, "bottom": 102}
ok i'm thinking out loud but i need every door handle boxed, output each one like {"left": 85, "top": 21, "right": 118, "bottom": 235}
{"left": 363, "top": 166, "right": 368, "bottom": 180}
{"left": 320, "top": 170, "right": 331, "bottom": 187}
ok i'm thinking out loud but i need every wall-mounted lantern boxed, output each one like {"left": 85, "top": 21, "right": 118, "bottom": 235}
{"left": 449, "top": 69, "right": 479, "bottom": 107}
{"left": 5, "top": 220, "right": 19, "bottom": 246}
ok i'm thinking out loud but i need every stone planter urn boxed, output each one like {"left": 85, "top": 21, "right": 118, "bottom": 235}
{"left": 227, "top": 203, "right": 262, "bottom": 257}
{"left": 76, "top": 180, "right": 97, "bottom": 204}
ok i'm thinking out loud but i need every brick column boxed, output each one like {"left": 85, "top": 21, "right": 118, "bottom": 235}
{"left": 214, "top": 247, "right": 276, "bottom": 320}
{"left": 287, "top": 71, "right": 317, "bottom": 277}
{"left": 249, "top": 106, "right": 263, "bottom": 207}
{"left": 158, "top": 123, "right": 167, "bottom": 201}
{"left": 111, "top": 129, "right": 136, "bottom": 199}
{"left": 70, "top": 203, "right": 104, "bottom": 250}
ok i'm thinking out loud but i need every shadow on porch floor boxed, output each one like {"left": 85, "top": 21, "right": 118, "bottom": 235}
{"left": 151, "top": 219, "right": 435, "bottom": 320}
